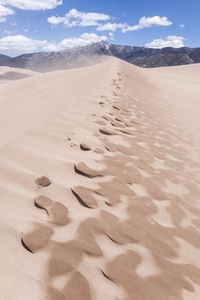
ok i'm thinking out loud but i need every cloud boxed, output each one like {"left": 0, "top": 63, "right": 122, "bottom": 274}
{"left": 109, "top": 32, "right": 114, "bottom": 37}
{"left": 123, "top": 16, "right": 172, "bottom": 32}
{"left": 108, "top": 32, "right": 115, "bottom": 41}
{"left": 0, "top": 33, "right": 108, "bottom": 54}
{"left": 47, "top": 15, "right": 65, "bottom": 25}
{"left": 59, "top": 33, "right": 108, "bottom": 48}
{"left": 0, "top": 4, "right": 14, "bottom": 22}
{"left": 0, "top": 0, "right": 62, "bottom": 22}
{"left": 48, "top": 11, "right": 172, "bottom": 34}
{"left": 0, "top": 0, "right": 62, "bottom": 10}
{"left": 48, "top": 8, "right": 111, "bottom": 27}
{"left": 180, "top": 24, "right": 185, "bottom": 28}
{"left": 0, "top": 35, "right": 55, "bottom": 52}
{"left": 146, "top": 35, "right": 186, "bottom": 48}
{"left": 102, "top": 16, "right": 172, "bottom": 33}
{"left": 96, "top": 22, "right": 127, "bottom": 32}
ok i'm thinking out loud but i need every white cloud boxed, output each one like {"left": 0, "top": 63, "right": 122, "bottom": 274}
{"left": 0, "top": 0, "right": 62, "bottom": 10}
{"left": 0, "top": 33, "right": 108, "bottom": 54}
{"left": 180, "top": 24, "right": 185, "bottom": 28}
{"left": 146, "top": 35, "right": 186, "bottom": 48}
{"left": 0, "top": 35, "right": 55, "bottom": 52}
{"left": 59, "top": 33, "right": 108, "bottom": 49}
{"left": 0, "top": 0, "right": 62, "bottom": 22}
{"left": 48, "top": 11, "right": 172, "bottom": 34}
{"left": 47, "top": 15, "right": 65, "bottom": 25}
{"left": 96, "top": 22, "right": 126, "bottom": 32}
{"left": 48, "top": 8, "right": 111, "bottom": 27}
{"left": 123, "top": 16, "right": 172, "bottom": 32}
{"left": 108, "top": 32, "right": 115, "bottom": 41}
{"left": 0, "top": 4, "right": 14, "bottom": 22}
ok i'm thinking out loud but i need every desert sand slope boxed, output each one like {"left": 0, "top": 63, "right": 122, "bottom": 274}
{"left": 0, "top": 66, "right": 38, "bottom": 84}
{"left": 0, "top": 57, "right": 200, "bottom": 300}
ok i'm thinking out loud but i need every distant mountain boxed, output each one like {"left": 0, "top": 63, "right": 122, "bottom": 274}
{"left": 0, "top": 43, "right": 110, "bottom": 72}
{"left": 0, "top": 54, "right": 10, "bottom": 66}
{"left": 1, "top": 42, "right": 200, "bottom": 71}
{"left": 109, "top": 45, "right": 197, "bottom": 67}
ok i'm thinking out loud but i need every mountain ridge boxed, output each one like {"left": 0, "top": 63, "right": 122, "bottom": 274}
{"left": 1, "top": 42, "right": 200, "bottom": 71}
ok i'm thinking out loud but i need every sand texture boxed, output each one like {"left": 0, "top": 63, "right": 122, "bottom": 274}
{"left": 0, "top": 57, "right": 200, "bottom": 299}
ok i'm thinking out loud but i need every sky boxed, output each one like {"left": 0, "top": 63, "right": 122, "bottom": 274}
{"left": 0, "top": 0, "right": 199, "bottom": 56}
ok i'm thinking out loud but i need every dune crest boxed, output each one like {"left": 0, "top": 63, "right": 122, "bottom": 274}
{"left": 0, "top": 58, "right": 200, "bottom": 299}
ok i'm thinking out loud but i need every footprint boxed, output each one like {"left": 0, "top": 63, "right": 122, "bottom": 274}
{"left": 62, "top": 271, "right": 92, "bottom": 300}
{"left": 113, "top": 105, "right": 120, "bottom": 111}
{"left": 71, "top": 186, "right": 98, "bottom": 208}
{"left": 143, "top": 179, "right": 167, "bottom": 200}
{"left": 21, "top": 223, "right": 53, "bottom": 253}
{"left": 99, "top": 127, "right": 116, "bottom": 136}
{"left": 124, "top": 121, "right": 134, "bottom": 127}
{"left": 35, "top": 176, "right": 51, "bottom": 187}
{"left": 95, "top": 120, "right": 106, "bottom": 125}
{"left": 104, "top": 141, "right": 117, "bottom": 152}
{"left": 94, "top": 148, "right": 104, "bottom": 154}
{"left": 103, "top": 115, "right": 112, "bottom": 121}
{"left": 101, "top": 210, "right": 133, "bottom": 244}
{"left": 101, "top": 269, "right": 113, "bottom": 281}
{"left": 74, "top": 162, "right": 103, "bottom": 178}
{"left": 115, "top": 116, "right": 124, "bottom": 122}
{"left": 118, "top": 129, "right": 132, "bottom": 135}
{"left": 80, "top": 143, "right": 91, "bottom": 151}
{"left": 35, "top": 195, "right": 70, "bottom": 225}
{"left": 111, "top": 121, "right": 126, "bottom": 128}
{"left": 48, "top": 241, "right": 83, "bottom": 279}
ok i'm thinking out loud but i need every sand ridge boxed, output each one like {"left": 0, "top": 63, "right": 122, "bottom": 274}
{"left": 0, "top": 58, "right": 200, "bottom": 299}
{"left": 0, "top": 66, "right": 38, "bottom": 84}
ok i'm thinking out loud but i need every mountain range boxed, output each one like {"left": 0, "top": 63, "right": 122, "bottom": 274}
{"left": 1, "top": 42, "right": 200, "bottom": 72}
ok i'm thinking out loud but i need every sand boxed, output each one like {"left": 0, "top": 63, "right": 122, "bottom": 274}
{"left": 0, "top": 57, "right": 200, "bottom": 299}
{"left": 0, "top": 66, "right": 38, "bottom": 84}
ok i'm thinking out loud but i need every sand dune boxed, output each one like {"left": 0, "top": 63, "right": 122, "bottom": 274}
{"left": 0, "top": 57, "right": 200, "bottom": 299}
{"left": 0, "top": 66, "right": 38, "bottom": 84}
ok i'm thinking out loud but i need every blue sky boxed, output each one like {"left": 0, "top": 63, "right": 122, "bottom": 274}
{"left": 0, "top": 0, "right": 199, "bottom": 56}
